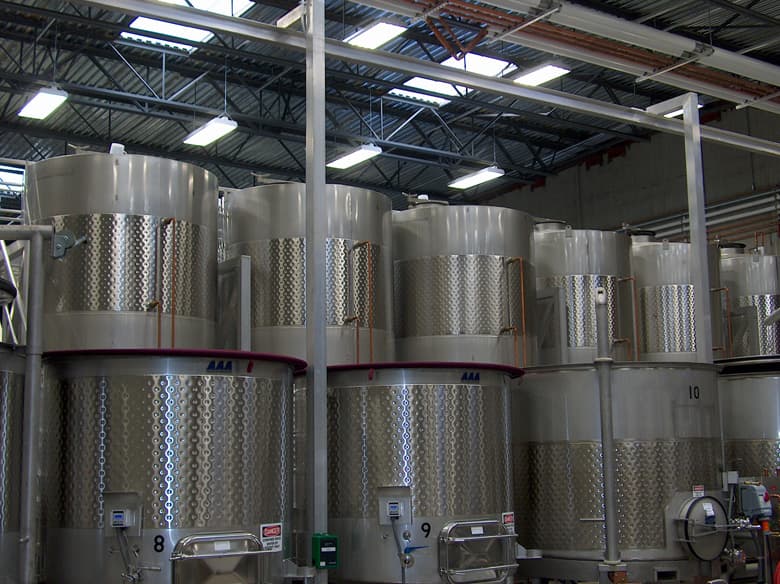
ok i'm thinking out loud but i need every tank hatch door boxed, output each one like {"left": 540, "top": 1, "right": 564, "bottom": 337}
{"left": 438, "top": 519, "right": 517, "bottom": 584}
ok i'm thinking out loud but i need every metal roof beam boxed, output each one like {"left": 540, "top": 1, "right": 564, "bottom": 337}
{"left": 64, "top": 0, "right": 780, "bottom": 157}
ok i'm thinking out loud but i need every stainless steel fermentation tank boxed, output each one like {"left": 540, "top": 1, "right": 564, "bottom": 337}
{"left": 393, "top": 202, "right": 536, "bottom": 367}
{"left": 223, "top": 183, "right": 393, "bottom": 364}
{"left": 43, "top": 349, "right": 302, "bottom": 584}
{"left": 630, "top": 234, "right": 722, "bottom": 361}
{"left": 328, "top": 363, "right": 519, "bottom": 584}
{"left": 513, "top": 363, "right": 726, "bottom": 582}
{"left": 719, "top": 244, "right": 780, "bottom": 358}
{"left": 533, "top": 221, "right": 634, "bottom": 364}
{"left": 26, "top": 153, "right": 218, "bottom": 350}
{"left": 0, "top": 345, "right": 24, "bottom": 584}
{"left": 719, "top": 358, "right": 780, "bottom": 477}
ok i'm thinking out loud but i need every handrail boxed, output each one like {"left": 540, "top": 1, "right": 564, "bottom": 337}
{"left": 347, "top": 240, "right": 375, "bottom": 364}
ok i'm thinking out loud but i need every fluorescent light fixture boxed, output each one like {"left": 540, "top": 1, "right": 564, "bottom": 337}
{"left": 18, "top": 87, "right": 68, "bottom": 119}
{"left": 448, "top": 165, "right": 505, "bottom": 189}
{"left": 662, "top": 103, "right": 703, "bottom": 118}
{"left": 326, "top": 144, "right": 382, "bottom": 169}
{"left": 346, "top": 22, "right": 406, "bottom": 49}
{"left": 441, "top": 54, "right": 517, "bottom": 77}
{"left": 121, "top": 0, "right": 253, "bottom": 51}
{"left": 514, "top": 64, "right": 570, "bottom": 86}
{"left": 386, "top": 88, "right": 452, "bottom": 106}
{"left": 183, "top": 115, "right": 238, "bottom": 146}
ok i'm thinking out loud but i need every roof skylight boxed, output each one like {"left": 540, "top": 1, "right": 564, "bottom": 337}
{"left": 121, "top": 0, "right": 254, "bottom": 52}
{"left": 387, "top": 54, "right": 515, "bottom": 107}
{"left": 346, "top": 22, "right": 406, "bottom": 49}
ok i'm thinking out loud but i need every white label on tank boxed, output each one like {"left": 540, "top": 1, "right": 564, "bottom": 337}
{"left": 703, "top": 502, "right": 715, "bottom": 517}
{"left": 692, "top": 484, "right": 705, "bottom": 498}
{"left": 214, "top": 541, "right": 231, "bottom": 552}
{"left": 471, "top": 526, "right": 484, "bottom": 535}
{"left": 502, "top": 512, "right": 515, "bottom": 535}
{"left": 261, "top": 522, "right": 283, "bottom": 552}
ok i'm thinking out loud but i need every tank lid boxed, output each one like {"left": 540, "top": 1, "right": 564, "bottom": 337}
{"left": 328, "top": 361, "right": 524, "bottom": 378}
{"left": 405, "top": 194, "right": 448, "bottom": 207}
{"left": 43, "top": 348, "right": 307, "bottom": 372}
{"left": 627, "top": 229, "right": 656, "bottom": 240}
{"left": 534, "top": 220, "right": 568, "bottom": 232}
{"left": 718, "top": 355, "right": 780, "bottom": 375}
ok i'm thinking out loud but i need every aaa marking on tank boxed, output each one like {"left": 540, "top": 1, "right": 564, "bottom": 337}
{"left": 461, "top": 372, "right": 480, "bottom": 382}
{"left": 207, "top": 360, "right": 233, "bottom": 371}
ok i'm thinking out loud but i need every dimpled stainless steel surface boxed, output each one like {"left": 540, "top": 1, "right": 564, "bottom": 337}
{"left": 513, "top": 364, "right": 721, "bottom": 569}
{"left": 720, "top": 369, "right": 780, "bottom": 476}
{"left": 26, "top": 153, "right": 218, "bottom": 350}
{"left": 720, "top": 250, "right": 780, "bottom": 358}
{"left": 638, "top": 285, "right": 697, "bottom": 353}
{"left": 0, "top": 347, "right": 24, "bottom": 584}
{"left": 393, "top": 204, "right": 536, "bottom": 366}
{"left": 48, "top": 215, "right": 214, "bottom": 317}
{"left": 631, "top": 239, "right": 722, "bottom": 361}
{"left": 328, "top": 366, "right": 514, "bottom": 584}
{"left": 44, "top": 352, "right": 294, "bottom": 584}
{"left": 534, "top": 224, "right": 632, "bottom": 364}
{"left": 542, "top": 274, "right": 619, "bottom": 348}
{"left": 224, "top": 183, "right": 393, "bottom": 364}
{"left": 394, "top": 255, "right": 518, "bottom": 336}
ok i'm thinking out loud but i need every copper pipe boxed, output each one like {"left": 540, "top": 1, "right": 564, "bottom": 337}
{"left": 344, "top": 315, "right": 360, "bottom": 364}
{"left": 346, "top": 240, "right": 375, "bottom": 364}
{"left": 712, "top": 287, "right": 734, "bottom": 358}
{"left": 500, "top": 325, "right": 519, "bottom": 368}
{"left": 506, "top": 257, "right": 527, "bottom": 368}
{"left": 618, "top": 276, "right": 640, "bottom": 361}
{"left": 146, "top": 300, "right": 162, "bottom": 349}
{"left": 400, "top": 0, "right": 779, "bottom": 103}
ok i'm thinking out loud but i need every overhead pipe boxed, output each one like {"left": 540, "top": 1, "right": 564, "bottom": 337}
{"left": 355, "top": 0, "right": 780, "bottom": 115}
{"left": 480, "top": 0, "right": 780, "bottom": 89}
{"left": 66, "top": 0, "right": 780, "bottom": 157}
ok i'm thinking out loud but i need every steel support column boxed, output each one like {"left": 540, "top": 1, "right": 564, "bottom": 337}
{"left": 10, "top": 225, "right": 54, "bottom": 584}
{"left": 305, "top": 1, "right": 328, "bottom": 582}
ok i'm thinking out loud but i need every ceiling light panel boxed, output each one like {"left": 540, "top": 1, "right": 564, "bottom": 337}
{"left": 448, "top": 166, "right": 505, "bottom": 189}
{"left": 346, "top": 23, "right": 406, "bottom": 49}
{"left": 183, "top": 116, "right": 238, "bottom": 146}
{"left": 514, "top": 64, "right": 570, "bottom": 86}
{"left": 18, "top": 87, "right": 68, "bottom": 119}
{"left": 326, "top": 144, "right": 382, "bottom": 169}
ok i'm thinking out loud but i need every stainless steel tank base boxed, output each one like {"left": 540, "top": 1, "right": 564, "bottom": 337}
{"left": 253, "top": 326, "right": 394, "bottom": 365}
{"left": 516, "top": 556, "right": 719, "bottom": 583}
{"left": 719, "top": 359, "right": 780, "bottom": 476}
{"left": 43, "top": 349, "right": 301, "bottom": 584}
{"left": 514, "top": 364, "right": 722, "bottom": 572}
{"left": 42, "top": 312, "right": 215, "bottom": 350}
{"left": 328, "top": 363, "right": 519, "bottom": 584}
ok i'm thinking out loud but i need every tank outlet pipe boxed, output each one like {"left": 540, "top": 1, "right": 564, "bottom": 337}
{"left": 595, "top": 287, "right": 620, "bottom": 566}
{"left": 0, "top": 226, "right": 52, "bottom": 584}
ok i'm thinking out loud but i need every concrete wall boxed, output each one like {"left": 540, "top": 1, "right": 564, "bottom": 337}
{"left": 488, "top": 108, "right": 780, "bottom": 229}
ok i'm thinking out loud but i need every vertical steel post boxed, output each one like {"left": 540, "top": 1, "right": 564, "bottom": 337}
{"left": 682, "top": 93, "right": 713, "bottom": 363}
{"left": 305, "top": 0, "right": 328, "bottom": 581}
{"left": 18, "top": 230, "right": 45, "bottom": 584}
{"left": 595, "top": 288, "right": 619, "bottom": 565}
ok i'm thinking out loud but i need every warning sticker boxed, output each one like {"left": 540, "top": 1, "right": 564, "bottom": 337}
{"left": 261, "top": 523, "right": 283, "bottom": 552}
{"left": 692, "top": 484, "right": 705, "bottom": 498}
{"left": 502, "top": 511, "right": 515, "bottom": 535}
